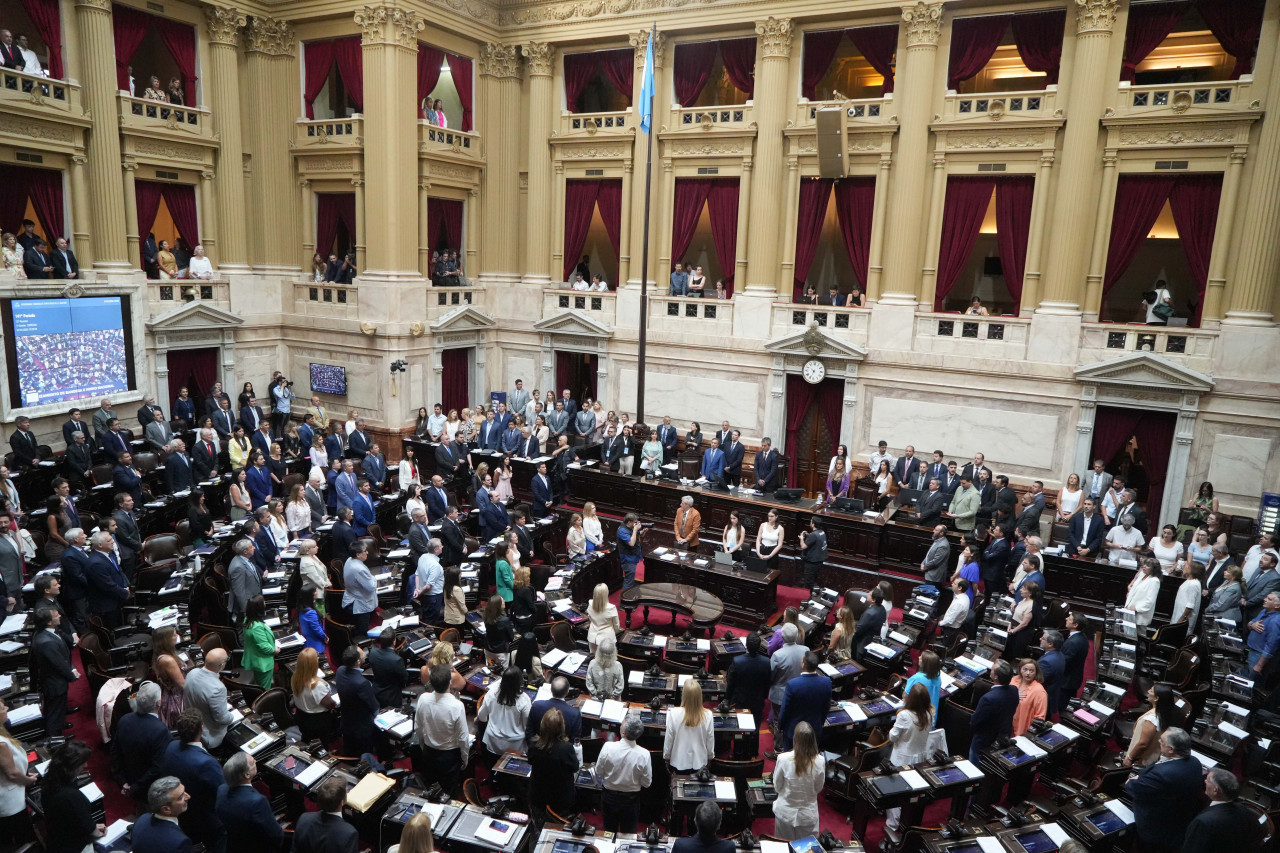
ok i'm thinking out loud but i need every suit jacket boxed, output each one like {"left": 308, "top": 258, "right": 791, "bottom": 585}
{"left": 531, "top": 474, "right": 554, "bottom": 518}
{"left": 754, "top": 448, "right": 779, "bottom": 490}
{"left": 1060, "top": 630, "right": 1089, "bottom": 699}
{"left": 517, "top": 435, "right": 541, "bottom": 459}
{"left": 239, "top": 404, "right": 264, "bottom": 433}
{"left": 84, "top": 550, "right": 129, "bottom": 614}
{"left": 0, "top": 42, "right": 22, "bottom": 69}
{"left": 852, "top": 603, "right": 886, "bottom": 660}
{"left": 922, "top": 536, "right": 951, "bottom": 585}
{"left": 907, "top": 472, "right": 929, "bottom": 491}
{"left": 434, "top": 441, "right": 463, "bottom": 477}
{"left": 348, "top": 430, "right": 372, "bottom": 456}
{"left": 892, "top": 455, "right": 919, "bottom": 487}
{"left": 1014, "top": 502, "right": 1042, "bottom": 537}
{"left": 478, "top": 487, "right": 510, "bottom": 538}
{"left": 969, "top": 683, "right": 1020, "bottom": 755}
{"left": 65, "top": 441, "right": 93, "bottom": 479}
{"left": 111, "top": 711, "right": 171, "bottom": 790}
{"left": 22, "top": 247, "right": 51, "bottom": 279}
{"left": 192, "top": 439, "right": 218, "bottom": 480}
{"left": 166, "top": 452, "right": 194, "bottom": 493}
{"left": 777, "top": 672, "right": 833, "bottom": 745}
{"left": 439, "top": 517, "right": 466, "bottom": 566}
{"left": 131, "top": 814, "right": 192, "bottom": 853}
{"left": 228, "top": 554, "right": 261, "bottom": 615}
{"left": 545, "top": 411, "right": 569, "bottom": 438}
{"left": 1082, "top": 470, "right": 1113, "bottom": 501}
{"left": 723, "top": 440, "right": 746, "bottom": 476}
{"left": 916, "top": 490, "right": 946, "bottom": 527}
{"left": 352, "top": 493, "right": 375, "bottom": 534}
{"left": 1113, "top": 502, "right": 1148, "bottom": 536}
{"left": 305, "top": 485, "right": 326, "bottom": 526}
{"left": 425, "top": 485, "right": 449, "bottom": 523}
{"left": 252, "top": 527, "right": 277, "bottom": 572}
{"left": 479, "top": 419, "right": 501, "bottom": 450}
{"left": 247, "top": 428, "right": 270, "bottom": 459}
{"left": 961, "top": 463, "right": 992, "bottom": 484}
{"left": 1203, "top": 557, "right": 1236, "bottom": 592}
{"left": 674, "top": 505, "right": 701, "bottom": 546}
{"left": 513, "top": 524, "right": 534, "bottom": 564}
{"left": 701, "top": 448, "right": 724, "bottom": 481}
{"left": 216, "top": 784, "right": 284, "bottom": 849}
{"left": 324, "top": 433, "right": 346, "bottom": 464}
{"left": 508, "top": 389, "right": 531, "bottom": 415}
{"left": 33, "top": 629, "right": 75, "bottom": 695}
{"left": 1067, "top": 512, "right": 1105, "bottom": 556}
{"left": 364, "top": 454, "right": 387, "bottom": 486}
{"left": 330, "top": 521, "right": 357, "bottom": 562}
{"left": 211, "top": 407, "right": 236, "bottom": 439}
{"left": 246, "top": 464, "right": 273, "bottom": 509}
{"left": 335, "top": 665, "right": 379, "bottom": 756}
{"left": 658, "top": 424, "right": 679, "bottom": 453}
{"left": 112, "top": 465, "right": 144, "bottom": 503}
{"left": 1124, "top": 756, "right": 1205, "bottom": 848}
{"left": 1243, "top": 569, "right": 1280, "bottom": 621}
{"left": 162, "top": 741, "right": 224, "bottom": 841}
{"left": 61, "top": 418, "right": 88, "bottom": 447}
{"left": 725, "top": 651, "right": 771, "bottom": 721}
{"left": 113, "top": 509, "right": 142, "bottom": 560}
{"left": 9, "top": 429, "right": 39, "bottom": 467}
{"left": 367, "top": 645, "right": 408, "bottom": 708}
{"left": 526, "top": 697, "right": 582, "bottom": 745}
{"left": 59, "top": 546, "right": 90, "bottom": 602}
{"left": 601, "top": 435, "right": 625, "bottom": 469}
{"left": 980, "top": 536, "right": 1011, "bottom": 587}
{"left": 1183, "top": 799, "right": 1266, "bottom": 853}
{"left": 408, "top": 522, "right": 432, "bottom": 567}
{"left": 940, "top": 474, "right": 961, "bottom": 495}
{"left": 334, "top": 471, "right": 359, "bottom": 510}
{"left": 52, "top": 247, "right": 79, "bottom": 278}
{"left": 1038, "top": 649, "right": 1066, "bottom": 715}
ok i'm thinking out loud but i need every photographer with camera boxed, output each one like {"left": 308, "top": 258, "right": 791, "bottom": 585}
{"left": 617, "top": 512, "right": 646, "bottom": 590}
{"left": 270, "top": 376, "right": 294, "bottom": 437}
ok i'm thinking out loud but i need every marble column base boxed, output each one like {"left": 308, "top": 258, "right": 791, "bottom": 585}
{"left": 1029, "top": 310, "right": 1083, "bottom": 365}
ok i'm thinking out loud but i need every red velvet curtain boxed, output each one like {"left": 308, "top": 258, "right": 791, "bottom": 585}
{"left": 315, "top": 192, "right": 357, "bottom": 256}
{"left": 1168, "top": 174, "right": 1222, "bottom": 326}
{"left": 817, "top": 379, "right": 844, "bottom": 465}
{"left": 16, "top": 166, "right": 64, "bottom": 241}
{"left": 155, "top": 17, "right": 197, "bottom": 105}
{"left": 427, "top": 198, "right": 464, "bottom": 252}
{"left": 1102, "top": 176, "right": 1177, "bottom": 295}
{"left": 17, "top": 0, "right": 63, "bottom": 79}
{"left": 1010, "top": 10, "right": 1065, "bottom": 85}
{"left": 554, "top": 352, "right": 573, "bottom": 400}
{"left": 303, "top": 41, "right": 336, "bottom": 119}
{"left": 562, "top": 180, "right": 601, "bottom": 280}
{"left": 673, "top": 42, "right": 718, "bottom": 107}
{"left": 598, "top": 49, "right": 634, "bottom": 106}
{"left": 595, "top": 180, "right": 623, "bottom": 259}
{"left": 563, "top": 52, "right": 600, "bottom": 112}
{"left": 669, "top": 179, "right": 713, "bottom": 266}
{"left": 417, "top": 44, "right": 445, "bottom": 118}
{"left": 1121, "top": 2, "right": 1188, "bottom": 83}
{"left": 792, "top": 178, "right": 834, "bottom": 299}
{"left": 0, "top": 166, "right": 31, "bottom": 235}
{"left": 785, "top": 375, "right": 817, "bottom": 487}
{"left": 1132, "top": 411, "right": 1175, "bottom": 525}
{"left": 447, "top": 54, "right": 474, "bottom": 131}
{"left": 112, "top": 4, "right": 150, "bottom": 92}
{"left": 166, "top": 347, "right": 218, "bottom": 402}
{"left": 948, "top": 15, "right": 1009, "bottom": 89}
{"left": 719, "top": 38, "right": 756, "bottom": 97}
{"left": 161, "top": 183, "right": 199, "bottom": 247}
{"left": 994, "top": 177, "right": 1035, "bottom": 308}
{"left": 441, "top": 348, "right": 470, "bottom": 415}
{"left": 134, "top": 179, "right": 165, "bottom": 245}
{"left": 801, "top": 30, "right": 845, "bottom": 100}
{"left": 1197, "top": 0, "right": 1265, "bottom": 79}
{"left": 333, "top": 38, "right": 363, "bottom": 111}
{"left": 846, "top": 24, "right": 898, "bottom": 95}
{"left": 706, "top": 179, "right": 740, "bottom": 292}
{"left": 934, "top": 177, "right": 996, "bottom": 309}
{"left": 1090, "top": 407, "right": 1145, "bottom": 479}
{"left": 834, "top": 177, "right": 876, "bottom": 289}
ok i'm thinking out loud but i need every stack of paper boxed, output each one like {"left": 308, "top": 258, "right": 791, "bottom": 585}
{"left": 600, "top": 699, "right": 626, "bottom": 723}
{"left": 581, "top": 699, "right": 604, "bottom": 717}
{"left": 542, "top": 647, "right": 569, "bottom": 667}
{"left": 954, "top": 759, "right": 984, "bottom": 779}
{"left": 6, "top": 704, "right": 41, "bottom": 725}
{"left": 295, "top": 760, "right": 330, "bottom": 788}
{"left": 1011, "top": 736, "right": 1047, "bottom": 758}
{"left": 865, "top": 642, "right": 896, "bottom": 659}
{"left": 98, "top": 818, "right": 131, "bottom": 847}
{"left": 474, "top": 817, "right": 517, "bottom": 846}
{"left": 0, "top": 614, "right": 26, "bottom": 636}
{"left": 557, "top": 652, "right": 587, "bottom": 674}
{"left": 713, "top": 779, "right": 736, "bottom": 799}
{"left": 735, "top": 713, "right": 755, "bottom": 730}
{"left": 347, "top": 772, "right": 395, "bottom": 812}
{"left": 375, "top": 710, "right": 409, "bottom": 731}
{"left": 899, "top": 769, "right": 929, "bottom": 790}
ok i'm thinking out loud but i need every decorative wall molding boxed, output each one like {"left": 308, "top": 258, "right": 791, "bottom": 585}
{"left": 664, "top": 138, "right": 746, "bottom": 157}
{"left": 354, "top": 4, "right": 425, "bottom": 48}
{"left": 307, "top": 157, "right": 356, "bottom": 171}
{"left": 205, "top": 7, "right": 247, "bottom": 46}
{"left": 1110, "top": 121, "right": 1248, "bottom": 148}
{"left": 133, "top": 139, "right": 206, "bottom": 162}
{"left": 1074, "top": 0, "right": 1120, "bottom": 35}
{"left": 0, "top": 115, "right": 76, "bottom": 143}
{"left": 901, "top": 2, "right": 944, "bottom": 47}
{"left": 941, "top": 129, "right": 1050, "bottom": 150}
{"left": 552, "top": 142, "right": 632, "bottom": 160}
{"left": 246, "top": 16, "right": 296, "bottom": 56}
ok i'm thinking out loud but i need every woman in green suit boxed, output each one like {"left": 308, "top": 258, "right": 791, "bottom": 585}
{"left": 240, "top": 595, "right": 279, "bottom": 690}
{"left": 496, "top": 532, "right": 518, "bottom": 603}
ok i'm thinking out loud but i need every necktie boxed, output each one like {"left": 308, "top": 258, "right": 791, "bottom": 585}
{"left": 1091, "top": 478, "right": 1100, "bottom": 498}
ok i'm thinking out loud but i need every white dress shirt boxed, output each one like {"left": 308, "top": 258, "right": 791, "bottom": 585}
{"left": 940, "top": 593, "right": 969, "bottom": 629}
{"left": 595, "top": 738, "right": 652, "bottom": 792}
{"left": 1173, "top": 578, "right": 1201, "bottom": 624}
{"left": 663, "top": 707, "right": 715, "bottom": 771}
{"left": 1243, "top": 546, "right": 1280, "bottom": 585}
{"left": 414, "top": 690, "right": 470, "bottom": 763}
{"left": 477, "top": 683, "right": 530, "bottom": 754}
{"left": 772, "top": 751, "right": 825, "bottom": 828}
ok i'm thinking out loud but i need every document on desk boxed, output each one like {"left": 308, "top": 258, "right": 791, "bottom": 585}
{"left": 534, "top": 683, "right": 553, "bottom": 702}
{"left": 1038, "top": 824, "right": 1069, "bottom": 846}
{"left": 954, "top": 759, "right": 983, "bottom": 780}
{"left": 696, "top": 638, "right": 711, "bottom": 651}
{"left": 838, "top": 701, "right": 867, "bottom": 722}
{"left": 819, "top": 663, "right": 841, "bottom": 677}
{"left": 601, "top": 699, "right": 626, "bottom": 723}
{"left": 557, "top": 652, "right": 587, "bottom": 674}
{"left": 899, "top": 769, "right": 929, "bottom": 790}
{"left": 1103, "top": 800, "right": 1134, "bottom": 824}
{"left": 1012, "top": 736, "right": 1047, "bottom": 758}
{"left": 375, "top": 711, "right": 409, "bottom": 731}
{"left": 1050, "top": 723, "right": 1080, "bottom": 741}
{"left": 975, "top": 838, "right": 1003, "bottom": 853}
{"left": 628, "top": 670, "right": 645, "bottom": 685}
{"left": 295, "top": 760, "right": 330, "bottom": 788}
{"left": 6, "top": 704, "right": 41, "bottom": 725}
{"left": 581, "top": 699, "right": 604, "bottom": 718}
{"left": 760, "top": 842, "right": 790, "bottom": 853}
{"left": 542, "top": 647, "right": 568, "bottom": 667}
{"left": 474, "top": 817, "right": 518, "bottom": 847}
{"left": 865, "top": 642, "right": 895, "bottom": 659}
{"left": 0, "top": 614, "right": 26, "bottom": 636}
{"left": 713, "top": 779, "right": 735, "bottom": 800}
{"left": 736, "top": 713, "right": 755, "bottom": 730}
{"left": 98, "top": 818, "right": 132, "bottom": 847}
{"left": 80, "top": 781, "right": 104, "bottom": 802}
{"left": 0, "top": 674, "right": 14, "bottom": 693}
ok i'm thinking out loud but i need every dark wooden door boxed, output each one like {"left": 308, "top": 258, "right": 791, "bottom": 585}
{"left": 794, "top": 396, "right": 836, "bottom": 497}
{"left": 556, "top": 351, "right": 598, "bottom": 403}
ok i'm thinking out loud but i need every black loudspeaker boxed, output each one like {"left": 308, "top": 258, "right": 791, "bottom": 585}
{"left": 815, "top": 108, "right": 846, "bottom": 179}
{"left": 774, "top": 488, "right": 803, "bottom": 501}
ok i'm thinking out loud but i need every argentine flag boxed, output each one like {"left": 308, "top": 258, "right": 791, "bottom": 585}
{"left": 639, "top": 26, "right": 656, "bottom": 134}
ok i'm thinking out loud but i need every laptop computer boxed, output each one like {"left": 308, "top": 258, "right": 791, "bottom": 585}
{"left": 744, "top": 554, "right": 770, "bottom": 573}
{"left": 714, "top": 550, "right": 736, "bottom": 567}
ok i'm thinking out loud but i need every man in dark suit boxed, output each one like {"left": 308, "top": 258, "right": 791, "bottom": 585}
{"left": 165, "top": 439, "right": 194, "bottom": 493}
{"left": 51, "top": 237, "right": 79, "bottom": 278}
{"left": 57, "top": 529, "right": 91, "bottom": 630}
{"left": 8, "top": 416, "right": 41, "bottom": 469}
{"left": 1037, "top": 630, "right": 1067, "bottom": 717}
{"left": 852, "top": 587, "right": 887, "bottom": 662}
{"left": 1202, "top": 544, "right": 1235, "bottom": 593}
{"left": 111, "top": 681, "right": 172, "bottom": 803}
{"left": 294, "top": 778, "right": 358, "bottom": 853}
{"left": 203, "top": 382, "right": 226, "bottom": 418}
{"left": 915, "top": 478, "right": 946, "bottom": 528}
{"left": 1060, "top": 611, "right": 1089, "bottom": 705}
{"left": 347, "top": 419, "right": 372, "bottom": 456}
{"left": 216, "top": 753, "right": 284, "bottom": 849}
{"left": 62, "top": 407, "right": 89, "bottom": 447}
{"left": 211, "top": 399, "right": 236, "bottom": 440}
{"left": 335, "top": 645, "right": 380, "bottom": 760}
{"left": 1112, "top": 489, "right": 1148, "bottom": 536}
{"left": 33, "top": 606, "right": 78, "bottom": 733}
{"left": 1184, "top": 767, "right": 1265, "bottom": 853}
{"left": 499, "top": 421, "right": 522, "bottom": 455}
{"left": 476, "top": 474, "right": 510, "bottom": 540}
{"left": 968, "top": 660, "right": 1019, "bottom": 763}
{"left": 601, "top": 426, "right": 624, "bottom": 472}
{"left": 162, "top": 710, "right": 225, "bottom": 852}
{"left": 775, "top": 652, "right": 832, "bottom": 751}
{"left": 722, "top": 430, "right": 746, "bottom": 488}
{"left": 1013, "top": 492, "right": 1042, "bottom": 537}
{"left": 511, "top": 510, "right": 535, "bottom": 564}
{"left": 939, "top": 461, "right": 961, "bottom": 494}
{"left": 367, "top": 628, "right": 408, "bottom": 708}
{"left": 330, "top": 507, "right": 357, "bottom": 564}
{"left": 238, "top": 397, "right": 265, "bottom": 433}
{"left": 22, "top": 238, "right": 53, "bottom": 279}
{"left": 439, "top": 505, "right": 466, "bottom": 567}
{"left": 420, "top": 474, "right": 446, "bottom": 524}
{"left": 493, "top": 402, "right": 514, "bottom": 436}
{"left": 112, "top": 452, "right": 144, "bottom": 504}
{"left": 434, "top": 439, "right": 464, "bottom": 482}
{"left": 525, "top": 675, "right": 582, "bottom": 744}
{"left": 136, "top": 396, "right": 161, "bottom": 432}
{"left": 64, "top": 429, "right": 94, "bottom": 485}
{"left": 191, "top": 430, "right": 219, "bottom": 481}
{"left": 131, "top": 777, "right": 193, "bottom": 853}
{"left": 960, "top": 453, "right": 992, "bottom": 485}
{"left": 530, "top": 462, "right": 554, "bottom": 519}
{"left": 305, "top": 474, "right": 326, "bottom": 527}
{"left": 113, "top": 492, "right": 143, "bottom": 581}
{"left": 822, "top": 285, "right": 846, "bottom": 307}
{"left": 251, "top": 509, "right": 279, "bottom": 570}
{"left": 85, "top": 530, "right": 129, "bottom": 627}
{"left": 725, "top": 632, "right": 770, "bottom": 755}
{"left": 700, "top": 437, "right": 725, "bottom": 484}
{"left": 0, "top": 31, "right": 23, "bottom": 69}
{"left": 657, "top": 416, "right": 679, "bottom": 464}
{"left": 993, "top": 474, "right": 1018, "bottom": 517}
{"left": 515, "top": 427, "right": 540, "bottom": 459}
{"left": 143, "top": 233, "right": 159, "bottom": 277}
{"left": 753, "top": 437, "right": 779, "bottom": 491}
{"left": 407, "top": 506, "right": 433, "bottom": 564}
{"left": 1125, "top": 728, "right": 1206, "bottom": 853}
{"left": 890, "top": 445, "right": 918, "bottom": 487}
{"left": 1066, "top": 497, "right": 1105, "bottom": 558}
{"left": 478, "top": 410, "right": 501, "bottom": 451}
{"left": 980, "top": 528, "right": 1011, "bottom": 596}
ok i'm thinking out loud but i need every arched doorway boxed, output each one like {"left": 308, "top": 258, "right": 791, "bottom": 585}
{"left": 786, "top": 374, "right": 844, "bottom": 496}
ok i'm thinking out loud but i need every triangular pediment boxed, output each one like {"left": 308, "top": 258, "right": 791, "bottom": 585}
{"left": 429, "top": 305, "right": 496, "bottom": 333}
{"left": 1074, "top": 352, "right": 1213, "bottom": 392}
{"left": 146, "top": 301, "right": 243, "bottom": 330}
{"left": 764, "top": 325, "right": 867, "bottom": 360}
{"left": 532, "top": 311, "right": 614, "bottom": 338}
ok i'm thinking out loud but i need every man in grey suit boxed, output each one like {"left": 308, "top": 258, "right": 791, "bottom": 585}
{"left": 227, "top": 538, "right": 261, "bottom": 626}
{"left": 768, "top": 624, "right": 806, "bottom": 755}
{"left": 144, "top": 409, "right": 174, "bottom": 452}
{"left": 547, "top": 401, "right": 570, "bottom": 442}
{"left": 305, "top": 472, "right": 326, "bottom": 528}
{"left": 508, "top": 380, "right": 531, "bottom": 420}
{"left": 921, "top": 524, "right": 951, "bottom": 585}
{"left": 0, "top": 518, "right": 23, "bottom": 612}
{"left": 184, "top": 649, "right": 235, "bottom": 747}
{"left": 408, "top": 508, "right": 432, "bottom": 565}
{"left": 1081, "top": 459, "right": 1112, "bottom": 503}
{"left": 112, "top": 494, "right": 143, "bottom": 584}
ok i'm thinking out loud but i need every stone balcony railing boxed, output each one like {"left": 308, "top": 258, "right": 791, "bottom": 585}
{"left": 940, "top": 86, "right": 1059, "bottom": 123}
{"left": 795, "top": 95, "right": 895, "bottom": 127}
{"left": 648, "top": 294, "right": 733, "bottom": 334}
{"left": 558, "top": 109, "right": 632, "bottom": 136}
{"left": 1111, "top": 78, "right": 1254, "bottom": 119}
{"left": 0, "top": 68, "right": 82, "bottom": 116}
{"left": 146, "top": 278, "right": 231, "bottom": 318}
{"left": 672, "top": 104, "right": 752, "bottom": 130}
{"left": 1080, "top": 322, "right": 1216, "bottom": 373}
{"left": 428, "top": 285, "right": 486, "bottom": 320}
{"left": 295, "top": 116, "right": 364, "bottom": 150}
{"left": 118, "top": 94, "right": 214, "bottom": 139}
{"left": 543, "top": 286, "right": 617, "bottom": 326}
{"left": 294, "top": 277, "right": 357, "bottom": 317}
{"left": 772, "top": 302, "right": 870, "bottom": 346}
{"left": 914, "top": 312, "right": 1031, "bottom": 358}
{"left": 419, "top": 122, "right": 481, "bottom": 157}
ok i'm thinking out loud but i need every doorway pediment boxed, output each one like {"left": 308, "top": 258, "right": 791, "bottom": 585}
{"left": 1074, "top": 352, "right": 1213, "bottom": 394}
{"left": 533, "top": 311, "right": 614, "bottom": 338}
{"left": 429, "top": 305, "right": 496, "bottom": 334}
{"left": 145, "top": 301, "right": 243, "bottom": 331}
{"left": 764, "top": 323, "right": 867, "bottom": 361}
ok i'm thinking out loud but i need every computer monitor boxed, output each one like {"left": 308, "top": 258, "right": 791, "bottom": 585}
{"left": 898, "top": 488, "right": 922, "bottom": 506}
{"left": 832, "top": 497, "right": 864, "bottom": 513}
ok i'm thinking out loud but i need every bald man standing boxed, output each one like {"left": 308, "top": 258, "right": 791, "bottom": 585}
{"left": 183, "top": 649, "right": 235, "bottom": 747}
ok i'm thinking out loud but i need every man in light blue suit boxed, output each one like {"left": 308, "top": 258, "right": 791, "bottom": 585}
{"left": 334, "top": 459, "right": 359, "bottom": 510}
{"left": 500, "top": 421, "right": 522, "bottom": 454}
{"left": 701, "top": 437, "right": 725, "bottom": 484}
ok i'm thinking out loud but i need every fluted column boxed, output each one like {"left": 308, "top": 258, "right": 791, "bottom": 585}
{"left": 1225, "top": 59, "right": 1280, "bottom": 324}
{"left": 243, "top": 16, "right": 300, "bottom": 270}
{"left": 418, "top": 179, "right": 431, "bottom": 275}
{"left": 1018, "top": 152, "right": 1055, "bottom": 315}
{"left": 618, "top": 160, "right": 633, "bottom": 286}
{"left": 735, "top": 157, "right": 753, "bottom": 288}
{"left": 918, "top": 152, "right": 948, "bottom": 306}
{"left": 625, "top": 29, "right": 666, "bottom": 288}
{"left": 205, "top": 6, "right": 249, "bottom": 269}
{"left": 355, "top": 3, "right": 423, "bottom": 276}
{"left": 1039, "top": 0, "right": 1120, "bottom": 312}
{"left": 479, "top": 43, "right": 522, "bottom": 279}
{"left": 551, "top": 161, "right": 566, "bottom": 279}
{"left": 69, "top": 154, "right": 93, "bottom": 268}
{"left": 779, "top": 156, "right": 799, "bottom": 289}
{"left": 199, "top": 170, "right": 219, "bottom": 263}
{"left": 879, "top": 2, "right": 943, "bottom": 303}
{"left": 352, "top": 177, "right": 366, "bottom": 271}
{"left": 121, "top": 161, "right": 139, "bottom": 267}
{"left": 744, "top": 17, "right": 793, "bottom": 295}
{"left": 1202, "top": 147, "right": 1246, "bottom": 325}
{"left": 1083, "top": 149, "right": 1119, "bottom": 320}
{"left": 523, "top": 42, "right": 555, "bottom": 283}
{"left": 74, "top": 0, "right": 130, "bottom": 268}
{"left": 865, "top": 153, "right": 892, "bottom": 299}
{"left": 300, "top": 179, "right": 315, "bottom": 261}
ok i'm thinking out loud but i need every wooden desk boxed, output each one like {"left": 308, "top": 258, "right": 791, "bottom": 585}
{"left": 643, "top": 548, "right": 779, "bottom": 624}
{"left": 619, "top": 583, "right": 724, "bottom": 636}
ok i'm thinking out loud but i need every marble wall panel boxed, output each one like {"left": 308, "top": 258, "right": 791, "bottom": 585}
{"left": 1207, "top": 433, "right": 1275, "bottom": 500}
{"left": 618, "top": 366, "right": 763, "bottom": 433}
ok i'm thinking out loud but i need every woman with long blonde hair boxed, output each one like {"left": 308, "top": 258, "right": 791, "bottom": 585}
{"left": 827, "top": 606, "right": 856, "bottom": 661}
{"left": 773, "top": 721, "right": 824, "bottom": 839}
{"left": 388, "top": 811, "right": 434, "bottom": 853}
{"left": 581, "top": 501, "right": 604, "bottom": 551}
{"left": 0, "top": 699, "right": 34, "bottom": 845}
{"left": 291, "top": 647, "right": 336, "bottom": 712}
{"left": 663, "top": 680, "right": 714, "bottom": 773}
{"left": 429, "top": 640, "right": 466, "bottom": 692}
{"left": 586, "top": 582, "right": 620, "bottom": 653}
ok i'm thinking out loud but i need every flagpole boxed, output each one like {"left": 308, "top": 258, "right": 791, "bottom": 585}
{"left": 636, "top": 22, "right": 656, "bottom": 426}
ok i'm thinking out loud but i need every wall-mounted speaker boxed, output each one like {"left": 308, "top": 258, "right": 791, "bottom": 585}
{"left": 815, "top": 108, "right": 846, "bottom": 179}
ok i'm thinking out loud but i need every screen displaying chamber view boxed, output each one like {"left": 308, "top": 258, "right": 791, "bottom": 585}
{"left": 10, "top": 297, "right": 129, "bottom": 406}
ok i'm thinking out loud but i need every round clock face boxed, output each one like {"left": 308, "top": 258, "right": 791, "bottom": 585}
{"left": 802, "top": 359, "right": 825, "bottom": 384}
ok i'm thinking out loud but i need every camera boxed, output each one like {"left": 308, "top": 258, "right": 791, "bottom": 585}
{"left": 390, "top": 359, "right": 408, "bottom": 374}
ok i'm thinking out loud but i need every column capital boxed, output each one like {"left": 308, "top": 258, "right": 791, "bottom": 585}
{"left": 630, "top": 29, "right": 667, "bottom": 69}
{"left": 354, "top": 4, "right": 424, "bottom": 48}
{"left": 523, "top": 42, "right": 554, "bottom": 77}
{"left": 755, "top": 18, "right": 793, "bottom": 59}
{"left": 1074, "top": 0, "right": 1120, "bottom": 35}
{"left": 205, "top": 6, "right": 247, "bottom": 47}
{"left": 901, "top": 2, "right": 944, "bottom": 47}
{"left": 121, "top": 158, "right": 137, "bottom": 172}
{"left": 74, "top": 0, "right": 111, "bottom": 11}
{"left": 72, "top": 154, "right": 88, "bottom": 165}
{"left": 351, "top": 176, "right": 365, "bottom": 188}
{"left": 245, "top": 16, "right": 296, "bottom": 57}
{"left": 1039, "top": 152, "right": 1056, "bottom": 168}
{"left": 299, "top": 178, "right": 311, "bottom": 189}
{"left": 479, "top": 43, "right": 521, "bottom": 79}
{"left": 201, "top": 169, "right": 216, "bottom": 181}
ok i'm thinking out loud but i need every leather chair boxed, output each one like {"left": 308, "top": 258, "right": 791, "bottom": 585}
{"left": 133, "top": 452, "right": 160, "bottom": 476}
{"left": 549, "top": 622, "right": 576, "bottom": 652}
{"left": 253, "top": 687, "right": 296, "bottom": 731}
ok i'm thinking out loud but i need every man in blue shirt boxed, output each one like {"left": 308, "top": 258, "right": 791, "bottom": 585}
{"left": 701, "top": 437, "right": 725, "bottom": 484}
{"left": 414, "top": 539, "right": 445, "bottom": 622}
{"left": 1247, "top": 591, "right": 1280, "bottom": 685}
{"left": 669, "top": 262, "right": 689, "bottom": 296}
{"left": 617, "top": 513, "right": 644, "bottom": 590}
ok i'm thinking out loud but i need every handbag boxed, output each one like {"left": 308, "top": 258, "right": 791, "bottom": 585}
{"left": 1152, "top": 300, "right": 1174, "bottom": 321}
